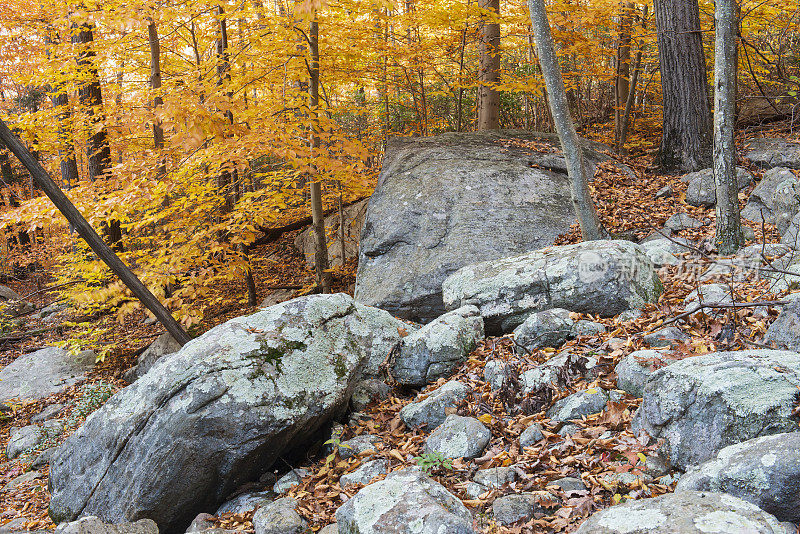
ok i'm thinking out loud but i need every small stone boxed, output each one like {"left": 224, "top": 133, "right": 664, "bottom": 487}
{"left": 463, "top": 481, "right": 489, "bottom": 499}
{"left": 473, "top": 466, "right": 516, "bottom": 488}
{"left": 273, "top": 469, "right": 310, "bottom": 495}
{"left": 665, "top": 213, "right": 704, "bottom": 232}
{"left": 615, "top": 350, "right": 667, "bottom": 397}
{"left": 573, "top": 320, "right": 607, "bottom": 337}
{"left": 547, "top": 389, "right": 609, "bottom": 423}
{"left": 557, "top": 423, "right": 581, "bottom": 436}
{"left": 350, "top": 379, "right": 390, "bottom": 411}
{"left": 215, "top": 491, "right": 273, "bottom": 515}
{"left": 399, "top": 380, "right": 469, "bottom": 430}
{"left": 317, "top": 525, "right": 337, "bottom": 534}
{"left": 339, "top": 434, "right": 380, "bottom": 460}
{"left": 513, "top": 308, "right": 574, "bottom": 351}
{"left": 617, "top": 309, "right": 643, "bottom": 323}
{"left": 31, "top": 403, "right": 64, "bottom": 423}
{"left": 339, "top": 459, "right": 388, "bottom": 487}
{"left": 549, "top": 476, "right": 586, "bottom": 493}
{"left": 2, "top": 470, "right": 42, "bottom": 491}
{"left": 642, "top": 327, "right": 689, "bottom": 349}
{"left": 424, "top": 415, "right": 491, "bottom": 459}
{"left": 31, "top": 447, "right": 57, "bottom": 469}
{"left": 519, "top": 423, "right": 545, "bottom": 448}
{"left": 492, "top": 494, "right": 537, "bottom": 525}
{"left": 655, "top": 185, "right": 673, "bottom": 199}
{"left": 252, "top": 497, "right": 307, "bottom": 534}
{"left": 6, "top": 425, "right": 43, "bottom": 460}
{"left": 186, "top": 513, "right": 215, "bottom": 533}
{"left": 483, "top": 360, "right": 511, "bottom": 391}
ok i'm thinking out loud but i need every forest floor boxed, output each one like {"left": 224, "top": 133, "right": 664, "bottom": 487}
{"left": 0, "top": 120, "right": 797, "bottom": 533}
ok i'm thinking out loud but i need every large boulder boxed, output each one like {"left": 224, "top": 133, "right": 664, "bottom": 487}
{"left": 295, "top": 198, "right": 369, "bottom": 268}
{"left": 745, "top": 138, "right": 800, "bottom": 169}
{"left": 390, "top": 305, "right": 484, "bottom": 387}
{"left": 123, "top": 333, "right": 181, "bottom": 383}
{"left": 632, "top": 350, "right": 800, "bottom": 469}
{"left": 54, "top": 517, "right": 158, "bottom": 534}
{"left": 49, "top": 294, "right": 410, "bottom": 533}
{"left": 684, "top": 167, "right": 751, "bottom": 207}
{"left": 442, "top": 240, "right": 662, "bottom": 334}
{"left": 574, "top": 491, "right": 790, "bottom": 533}
{"left": 355, "top": 130, "right": 621, "bottom": 323}
{"left": 0, "top": 347, "right": 96, "bottom": 403}
{"left": 742, "top": 167, "right": 798, "bottom": 224}
{"left": 772, "top": 177, "right": 800, "bottom": 236}
{"left": 764, "top": 300, "right": 800, "bottom": 351}
{"left": 677, "top": 432, "right": 800, "bottom": 523}
{"left": 335, "top": 468, "right": 475, "bottom": 534}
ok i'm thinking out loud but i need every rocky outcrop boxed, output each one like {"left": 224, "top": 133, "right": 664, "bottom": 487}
{"left": 745, "top": 138, "right": 800, "bottom": 169}
{"left": 355, "top": 131, "right": 622, "bottom": 323}
{"left": 676, "top": 432, "right": 800, "bottom": 523}
{"left": 0, "top": 347, "right": 95, "bottom": 403}
{"left": 49, "top": 294, "right": 409, "bottom": 533}
{"left": 295, "top": 198, "right": 369, "bottom": 268}
{"left": 443, "top": 240, "right": 662, "bottom": 334}
{"left": 632, "top": 350, "right": 800, "bottom": 469}
{"left": 574, "top": 491, "right": 791, "bottom": 533}
{"left": 742, "top": 167, "right": 798, "bottom": 224}
{"left": 390, "top": 305, "right": 483, "bottom": 387}
{"left": 335, "top": 468, "right": 475, "bottom": 533}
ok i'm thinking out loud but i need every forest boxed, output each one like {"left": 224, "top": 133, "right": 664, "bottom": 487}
{"left": 0, "top": 0, "right": 800, "bottom": 533}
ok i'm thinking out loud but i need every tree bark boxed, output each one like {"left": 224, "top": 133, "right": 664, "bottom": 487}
{"left": 0, "top": 118, "right": 190, "bottom": 345}
{"left": 617, "top": 5, "right": 648, "bottom": 153}
{"left": 528, "top": 0, "right": 604, "bottom": 241}
{"left": 653, "top": 0, "right": 713, "bottom": 172}
{"left": 147, "top": 19, "right": 166, "bottom": 178}
{"left": 713, "top": 0, "right": 743, "bottom": 254}
{"left": 477, "top": 0, "right": 501, "bottom": 130}
{"left": 309, "top": 15, "right": 331, "bottom": 293}
{"left": 615, "top": 2, "right": 633, "bottom": 144}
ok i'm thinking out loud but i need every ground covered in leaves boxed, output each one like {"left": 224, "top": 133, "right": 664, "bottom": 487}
{"left": 0, "top": 124, "right": 798, "bottom": 533}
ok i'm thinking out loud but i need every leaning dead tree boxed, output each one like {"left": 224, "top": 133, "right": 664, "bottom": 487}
{"left": 0, "top": 118, "right": 191, "bottom": 346}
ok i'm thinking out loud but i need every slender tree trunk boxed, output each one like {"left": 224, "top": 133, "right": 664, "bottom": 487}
{"left": 713, "top": 0, "right": 743, "bottom": 254}
{"left": 477, "top": 0, "right": 501, "bottom": 130}
{"left": 653, "top": 0, "right": 713, "bottom": 172}
{"left": 147, "top": 19, "right": 166, "bottom": 178}
{"left": 528, "top": 0, "right": 604, "bottom": 241}
{"left": 615, "top": 2, "right": 633, "bottom": 144}
{"left": 456, "top": 21, "right": 468, "bottom": 132}
{"left": 45, "top": 29, "right": 79, "bottom": 190}
{"left": 309, "top": 14, "right": 331, "bottom": 293}
{"left": 617, "top": 5, "right": 648, "bottom": 152}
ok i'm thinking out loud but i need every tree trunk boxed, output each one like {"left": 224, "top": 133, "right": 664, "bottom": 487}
{"left": 653, "top": 0, "right": 713, "bottom": 172}
{"left": 147, "top": 19, "right": 166, "bottom": 178}
{"left": 477, "top": 0, "right": 501, "bottom": 130}
{"left": 528, "top": 0, "right": 604, "bottom": 241}
{"left": 713, "top": 0, "right": 743, "bottom": 254}
{"left": 615, "top": 2, "right": 633, "bottom": 144}
{"left": 617, "top": 5, "right": 648, "bottom": 152}
{"left": 309, "top": 14, "right": 331, "bottom": 293}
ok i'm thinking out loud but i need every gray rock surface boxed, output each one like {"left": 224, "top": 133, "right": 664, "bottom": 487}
{"left": 0, "top": 285, "right": 21, "bottom": 301}
{"left": 123, "top": 333, "right": 181, "bottom": 383}
{"left": 743, "top": 167, "right": 798, "bottom": 223}
{"left": 677, "top": 432, "right": 800, "bottom": 522}
{"left": 642, "top": 326, "right": 689, "bottom": 348}
{"left": 773, "top": 177, "right": 800, "bottom": 236}
{"left": 574, "top": 491, "right": 791, "bottom": 533}
{"left": 339, "top": 434, "right": 381, "bottom": 460}
{"left": 745, "top": 138, "right": 800, "bottom": 169}
{"left": 339, "top": 459, "right": 389, "bottom": 487}
{"left": 492, "top": 494, "right": 537, "bottom": 525}
{"left": 215, "top": 491, "right": 273, "bottom": 515}
{"left": 664, "top": 213, "right": 704, "bottom": 232}
{"left": 684, "top": 167, "right": 751, "bottom": 207}
{"left": 273, "top": 469, "right": 310, "bottom": 495}
{"left": 483, "top": 360, "right": 511, "bottom": 390}
{"left": 683, "top": 284, "right": 733, "bottom": 316}
{"left": 519, "top": 423, "right": 544, "bottom": 448}
{"left": 473, "top": 467, "right": 516, "bottom": 488}
{"left": 615, "top": 350, "right": 667, "bottom": 397}
{"left": 513, "top": 308, "right": 574, "bottom": 351}
{"left": 443, "top": 240, "right": 662, "bottom": 334}
{"left": 31, "top": 403, "right": 64, "bottom": 423}
{"left": 400, "top": 380, "right": 469, "bottom": 430}
{"left": 54, "top": 517, "right": 159, "bottom": 534}
{"left": 48, "top": 294, "right": 409, "bottom": 533}
{"left": 547, "top": 389, "right": 609, "bottom": 422}
{"left": 782, "top": 211, "right": 800, "bottom": 248}
{"left": 391, "top": 305, "right": 484, "bottom": 386}
{"left": 350, "top": 379, "right": 390, "bottom": 411}
{"left": 423, "top": 415, "right": 490, "bottom": 459}
{"left": 549, "top": 476, "right": 586, "bottom": 493}
{"left": 632, "top": 350, "right": 800, "bottom": 469}
{"left": 355, "top": 131, "right": 622, "bottom": 323}
{"left": 7, "top": 425, "right": 45, "bottom": 460}
{"left": 296, "top": 198, "right": 368, "bottom": 268}
{"left": 0, "top": 347, "right": 95, "bottom": 403}
{"left": 252, "top": 497, "right": 306, "bottom": 534}
{"left": 335, "top": 467, "right": 475, "bottom": 533}
{"left": 764, "top": 300, "right": 800, "bottom": 351}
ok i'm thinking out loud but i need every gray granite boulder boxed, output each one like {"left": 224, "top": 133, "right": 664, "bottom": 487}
{"left": 483, "top": 360, "right": 511, "bottom": 390}
{"left": 339, "top": 459, "right": 389, "bottom": 487}
{"left": 473, "top": 466, "right": 516, "bottom": 488}
{"left": 683, "top": 283, "right": 732, "bottom": 316}
{"left": 49, "top": 294, "right": 409, "bottom": 533}
{"left": 350, "top": 379, "right": 390, "bottom": 411}
{"left": 664, "top": 213, "right": 704, "bottom": 232}
{"left": 677, "top": 432, "right": 800, "bottom": 522}
{"left": 513, "top": 308, "right": 574, "bottom": 351}
{"left": 547, "top": 389, "right": 609, "bottom": 423}
{"left": 335, "top": 467, "right": 475, "bottom": 534}
{"left": 615, "top": 350, "right": 667, "bottom": 397}
{"left": 443, "top": 240, "right": 662, "bottom": 335}
{"left": 54, "top": 517, "right": 158, "bottom": 534}
{"left": 391, "top": 305, "right": 483, "bottom": 386}
{"left": 684, "top": 167, "right": 751, "bottom": 207}
{"left": 252, "top": 498, "right": 306, "bottom": 534}
{"left": 339, "top": 434, "right": 381, "bottom": 460}
{"left": 0, "top": 347, "right": 95, "bottom": 403}
{"left": 273, "top": 469, "right": 310, "bottom": 495}
{"left": 123, "top": 333, "right": 181, "bottom": 383}
{"left": 773, "top": 177, "right": 800, "bottom": 236}
{"left": 400, "top": 380, "right": 469, "bottom": 430}
{"left": 354, "top": 131, "right": 618, "bottom": 323}
{"left": 423, "top": 415, "right": 491, "bottom": 459}
{"left": 745, "top": 138, "right": 800, "bottom": 169}
{"left": 492, "top": 494, "right": 537, "bottom": 525}
{"left": 519, "top": 423, "right": 545, "bottom": 448}
{"left": 6, "top": 420, "right": 62, "bottom": 460}
{"left": 764, "top": 300, "right": 800, "bottom": 351}
{"left": 743, "top": 167, "right": 798, "bottom": 223}
{"left": 574, "top": 491, "right": 791, "bottom": 533}
{"left": 215, "top": 491, "right": 273, "bottom": 515}
{"left": 0, "top": 285, "right": 21, "bottom": 301}
{"left": 642, "top": 326, "right": 689, "bottom": 348}
{"left": 632, "top": 350, "right": 800, "bottom": 469}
